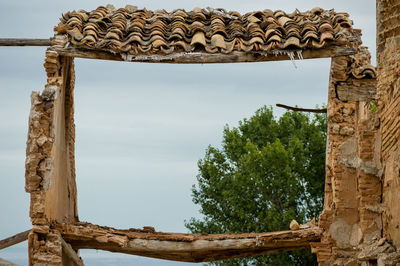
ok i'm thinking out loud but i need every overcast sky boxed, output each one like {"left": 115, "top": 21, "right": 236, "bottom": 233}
{"left": 0, "top": 1, "right": 375, "bottom": 265}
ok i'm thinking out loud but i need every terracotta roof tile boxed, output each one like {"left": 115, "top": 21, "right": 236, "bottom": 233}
{"left": 55, "top": 5, "right": 355, "bottom": 55}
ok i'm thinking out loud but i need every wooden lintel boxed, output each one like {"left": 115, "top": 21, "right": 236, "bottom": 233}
{"left": 0, "top": 38, "right": 52, "bottom": 46}
{"left": 0, "top": 230, "right": 30, "bottom": 250}
{"left": 55, "top": 222, "right": 322, "bottom": 262}
{"left": 52, "top": 45, "right": 356, "bottom": 64}
{"left": 336, "top": 79, "right": 377, "bottom": 102}
{"left": 60, "top": 236, "right": 84, "bottom": 266}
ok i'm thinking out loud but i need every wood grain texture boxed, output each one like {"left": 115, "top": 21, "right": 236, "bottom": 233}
{"left": 55, "top": 222, "right": 322, "bottom": 262}
{"left": 52, "top": 45, "right": 357, "bottom": 64}
{"left": 0, "top": 38, "right": 51, "bottom": 46}
{"left": 60, "top": 236, "right": 84, "bottom": 266}
{"left": 0, "top": 230, "right": 30, "bottom": 250}
{"left": 336, "top": 79, "right": 377, "bottom": 102}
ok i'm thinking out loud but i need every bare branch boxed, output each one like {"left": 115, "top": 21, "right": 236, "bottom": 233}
{"left": 276, "top": 104, "right": 327, "bottom": 113}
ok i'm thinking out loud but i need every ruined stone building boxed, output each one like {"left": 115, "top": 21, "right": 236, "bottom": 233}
{"left": 0, "top": 0, "right": 399, "bottom": 265}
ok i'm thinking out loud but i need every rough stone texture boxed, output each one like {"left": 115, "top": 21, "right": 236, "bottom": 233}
{"left": 376, "top": 0, "right": 400, "bottom": 254}
{"left": 28, "top": 230, "right": 62, "bottom": 265}
{"left": 25, "top": 90, "right": 55, "bottom": 193}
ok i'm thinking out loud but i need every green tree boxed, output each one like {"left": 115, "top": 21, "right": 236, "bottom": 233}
{"left": 185, "top": 106, "right": 327, "bottom": 265}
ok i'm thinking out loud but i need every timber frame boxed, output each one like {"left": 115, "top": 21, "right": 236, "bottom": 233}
{"left": 0, "top": 5, "right": 386, "bottom": 265}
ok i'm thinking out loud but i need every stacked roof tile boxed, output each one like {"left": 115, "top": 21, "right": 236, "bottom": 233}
{"left": 55, "top": 5, "right": 354, "bottom": 56}
{"left": 349, "top": 47, "right": 376, "bottom": 79}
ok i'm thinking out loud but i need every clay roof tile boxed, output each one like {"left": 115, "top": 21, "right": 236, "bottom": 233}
{"left": 56, "top": 6, "right": 356, "bottom": 55}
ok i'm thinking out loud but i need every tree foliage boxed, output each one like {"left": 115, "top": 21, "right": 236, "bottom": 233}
{"left": 185, "top": 106, "right": 327, "bottom": 265}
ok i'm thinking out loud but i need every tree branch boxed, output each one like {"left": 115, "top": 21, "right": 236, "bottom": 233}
{"left": 276, "top": 104, "right": 327, "bottom": 113}
{"left": 0, "top": 230, "right": 30, "bottom": 250}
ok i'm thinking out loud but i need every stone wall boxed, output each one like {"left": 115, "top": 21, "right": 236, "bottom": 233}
{"left": 312, "top": 48, "right": 393, "bottom": 265}
{"left": 28, "top": 227, "right": 63, "bottom": 265}
{"left": 312, "top": 1, "right": 400, "bottom": 264}
{"left": 25, "top": 37, "right": 79, "bottom": 264}
{"left": 26, "top": 45, "right": 78, "bottom": 226}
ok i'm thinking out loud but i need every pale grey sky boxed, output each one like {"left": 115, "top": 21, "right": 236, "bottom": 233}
{"left": 0, "top": 1, "right": 375, "bottom": 265}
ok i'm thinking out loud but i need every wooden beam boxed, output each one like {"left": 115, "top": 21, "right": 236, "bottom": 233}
{"left": 0, "top": 230, "right": 30, "bottom": 250}
{"left": 0, "top": 258, "right": 18, "bottom": 266}
{"left": 0, "top": 38, "right": 51, "bottom": 46}
{"left": 60, "top": 236, "right": 84, "bottom": 266}
{"left": 55, "top": 222, "right": 323, "bottom": 263}
{"left": 276, "top": 104, "right": 327, "bottom": 113}
{"left": 52, "top": 45, "right": 356, "bottom": 64}
{"left": 336, "top": 79, "right": 377, "bottom": 102}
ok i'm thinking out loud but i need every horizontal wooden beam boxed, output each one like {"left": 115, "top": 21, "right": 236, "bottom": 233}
{"left": 55, "top": 222, "right": 322, "bottom": 262}
{"left": 0, "top": 230, "right": 30, "bottom": 250}
{"left": 0, "top": 38, "right": 51, "bottom": 46}
{"left": 52, "top": 45, "right": 356, "bottom": 64}
{"left": 276, "top": 104, "right": 327, "bottom": 113}
{"left": 336, "top": 79, "right": 377, "bottom": 102}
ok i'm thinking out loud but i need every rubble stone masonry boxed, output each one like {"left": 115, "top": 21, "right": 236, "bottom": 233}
{"left": 25, "top": 44, "right": 78, "bottom": 264}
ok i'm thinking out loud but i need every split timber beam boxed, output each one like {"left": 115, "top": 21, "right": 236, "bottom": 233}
{"left": 51, "top": 45, "right": 357, "bottom": 64}
{"left": 55, "top": 222, "right": 323, "bottom": 263}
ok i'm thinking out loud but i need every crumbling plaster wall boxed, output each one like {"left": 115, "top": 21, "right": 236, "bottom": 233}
{"left": 313, "top": 0, "right": 400, "bottom": 263}
{"left": 25, "top": 35, "right": 78, "bottom": 264}
{"left": 26, "top": 50, "right": 77, "bottom": 225}
{"left": 312, "top": 48, "right": 395, "bottom": 265}
{"left": 376, "top": 0, "right": 400, "bottom": 250}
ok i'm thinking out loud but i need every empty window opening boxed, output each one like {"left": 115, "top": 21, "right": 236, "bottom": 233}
{"left": 74, "top": 57, "right": 330, "bottom": 263}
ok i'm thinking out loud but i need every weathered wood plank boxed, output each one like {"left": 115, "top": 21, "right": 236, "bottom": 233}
{"left": 0, "top": 258, "right": 18, "bottom": 266}
{"left": 52, "top": 45, "right": 356, "bottom": 64}
{"left": 336, "top": 79, "right": 377, "bottom": 102}
{"left": 60, "top": 236, "right": 84, "bottom": 266}
{"left": 55, "top": 222, "right": 322, "bottom": 262}
{"left": 0, "top": 230, "right": 30, "bottom": 250}
{"left": 0, "top": 38, "right": 51, "bottom": 46}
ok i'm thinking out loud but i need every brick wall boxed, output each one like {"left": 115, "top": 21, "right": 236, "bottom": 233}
{"left": 316, "top": 52, "right": 383, "bottom": 265}
{"left": 376, "top": 0, "right": 400, "bottom": 248}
